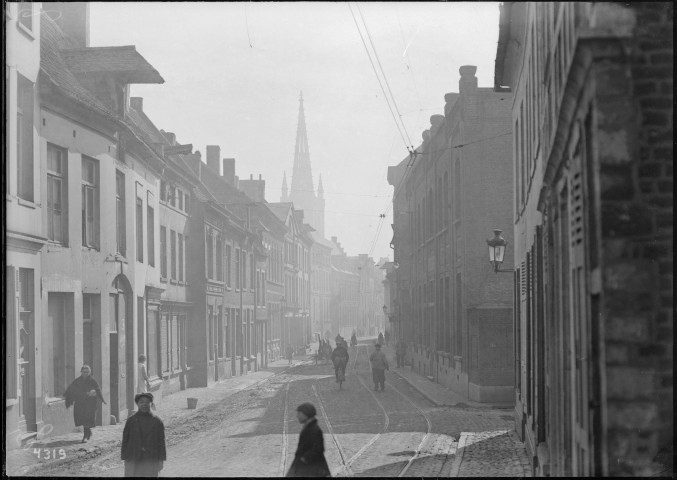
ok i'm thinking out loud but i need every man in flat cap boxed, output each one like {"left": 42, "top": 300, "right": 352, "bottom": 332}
{"left": 121, "top": 392, "right": 167, "bottom": 477}
{"left": 286, "top": 403, "right": 330, "bottom": 477}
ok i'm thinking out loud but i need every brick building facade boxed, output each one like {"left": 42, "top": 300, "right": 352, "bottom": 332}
{"left": 495, "top": 2, "right": 673, "bottom": 476}
{"left": 389, "top": 66, "right": 514, "bottom": 403}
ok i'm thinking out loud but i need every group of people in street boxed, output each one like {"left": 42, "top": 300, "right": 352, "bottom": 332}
{"left": 64, "top": 357, "right": 167, "bottom": 477}
{"left": 62, "top": 337, "right": 408, "bottom": 477}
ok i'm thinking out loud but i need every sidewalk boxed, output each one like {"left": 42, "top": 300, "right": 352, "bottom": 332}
{"left": 379, "top": 343, "right": 513, "bottom": 409}
{"left": 5, "top": 352, "right": 314, "bottom": 477}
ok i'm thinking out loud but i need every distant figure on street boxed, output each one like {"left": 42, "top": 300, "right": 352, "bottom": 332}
{"left": 122, "top": 392, "right": 166, "bottom": 477}
{"left": 384, "top": 330, "right": 390, "bottom": 346}
{"left": 137, "top": 355, "right": 150, "bottom": 394}
{"left": 377, "top": 332, "right": 384, "bottom": 346}
{"left": 369, "top": 343, "right": 389, "bottom": 391}
{"left": 64, "top": 365, "right": 106, "bottom": 443}
{"left": 335, "top": 333, "right": 344, "bottom": 346}
{"left": 286, "top": 344, "right": 294, "bottom": 365}
{"left": 350, "top": 332, "right": 357, "bottom": 347}
{"left": 330, "top": 342, "right": 349, "bottom": 383}
{"left": 395, "top": 340, "right": 408, "bottom": 368}
{"left": 286, "top": 403, "right": 330, "bottom": 477}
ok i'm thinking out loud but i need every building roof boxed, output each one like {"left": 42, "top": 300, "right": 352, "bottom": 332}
{"left": 309, "top": 231, "right": 335, "bottom": 250}
{"left": 267, "top": 202, "right": 293, "bottom": 223}
{"left": 60, "top": 46, "right": 164, "bottom": 84}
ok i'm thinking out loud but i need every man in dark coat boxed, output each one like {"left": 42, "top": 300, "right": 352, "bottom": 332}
{"left": 286, "top": 403, "right": 330, "bottom": 477}
{"left": 121, "top": 392, "right": 167, "bottom": 477}
{"left": 64, "top": 365, "right": 106, "bottom": 443}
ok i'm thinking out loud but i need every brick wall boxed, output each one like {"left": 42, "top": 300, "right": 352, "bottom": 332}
{"left": 601, "top": 3, "right": 673, "bottom": 476}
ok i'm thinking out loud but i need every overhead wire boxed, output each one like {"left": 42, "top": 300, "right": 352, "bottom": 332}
{"left": 348, "top": 3, "right": 413, "bottom": 155}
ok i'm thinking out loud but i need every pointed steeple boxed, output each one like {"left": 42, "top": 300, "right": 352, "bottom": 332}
{"left": 281, "top": 171, "right": 289, "bottom": 202}
{"left": 317, "top": 174, "right": 324, "bottom": 199}
{"left": 288, "top": 91, "right": 325, "bottom": 237}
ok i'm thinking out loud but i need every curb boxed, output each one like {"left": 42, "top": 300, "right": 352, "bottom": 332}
{"left": 448, "top": 432, "right": 469, "bottom": 477}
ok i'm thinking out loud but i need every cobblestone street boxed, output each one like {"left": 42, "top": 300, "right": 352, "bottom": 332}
{"left": 7, "top": 342, "right": 531, "bottom": 477}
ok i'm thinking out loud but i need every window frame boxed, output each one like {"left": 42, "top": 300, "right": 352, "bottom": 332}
{"left": 136, "top": 195, "right": 143, "bottom": 263}
{"left": 82, "top": 157, "right": 100, "bottom": 249}
{"left": 46, "top": 143, "right": 68, "bottom": 244}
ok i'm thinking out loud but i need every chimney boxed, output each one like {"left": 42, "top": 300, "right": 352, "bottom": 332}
{"left": 51, "top": 2, "right": 90, "bottom": 48}
{"left": 238, "top": 174, "right": 266, "bottom": 203}
{"left": 130, "top": 97, "right": 143, "bottom": 112}
{"left": 206, "top": 145, "right": 221, "bottom": 174}
{"left": 459, "top": 65, "right": 478, "bottom": 94}
{"left": 222, "top": 158, "right": 235, "bottom": 186}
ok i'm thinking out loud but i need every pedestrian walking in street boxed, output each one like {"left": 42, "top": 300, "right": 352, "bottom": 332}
{"left": 384, "top": 330, "right": 390, "bottom": 346}
{"left": 121, "top": 392, "right": 166, "bottom": 477}
{"left": 330, "top": 342, "right": 349, "bottom": 383}
{"left": 350, "top": 332, "right": 357, "bottom": 347}
{"left": 369, "top": 343, "right": 389, "bottom": 391}
{"left": 286, "top": 403, "right": 330, "bottom": 477}
{"left": 377, "top": 332, "right": 384, "bottom": 346}
{"left": 395, "top": 340, "right": 408, "bottom": 368}
{"left": 137, "top": 354, "right": 156, "bottom": 411}
{"left": 286, "top": 344, "right": 294, "bottom": 365}
{"left": 64, "top": 365, "right": 106, "bottom": 443}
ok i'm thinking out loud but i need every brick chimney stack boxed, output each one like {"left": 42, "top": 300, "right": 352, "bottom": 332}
{"left": 238, "top": 174, "right": 266, "bottom": 203}
{"left": 206, "top": 145, "right": 221, "bottom": 174}
{"left": 222, "top": 158, "right": 236, "bottom": 186}
{"left": 51, "top": 2, "right": 90, "bottom": 48}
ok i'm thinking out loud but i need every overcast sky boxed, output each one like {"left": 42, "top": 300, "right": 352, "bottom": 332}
{"left": 90, "top": 2, "right": 500, "bottom": 261}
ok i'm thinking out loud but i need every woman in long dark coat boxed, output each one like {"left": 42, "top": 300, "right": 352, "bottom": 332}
{"left": 64, "top": 365, "right": 106, "bottom": 443}
{"left": 286, "top": 403, "right": 330, "bottom": 477}
{"left": 121, "top": 392, "right": 166, "bottom": 477}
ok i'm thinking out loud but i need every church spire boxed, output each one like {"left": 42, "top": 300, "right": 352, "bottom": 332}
{"left": 281, "top": 171, "right": 289, "bottom": 202}
{"left": 317, "top": 174, "right": 324, "bottom": 199}
{"left": 288, "top": 92, "right": 325, "bottom": 236}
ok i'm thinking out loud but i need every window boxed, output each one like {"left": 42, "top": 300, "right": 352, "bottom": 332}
{"left": 6, "top": 267, "right": 20, "bottom": 399}
{"left": 160, "top": 312, "right": 169, "bottom": 372}
{"left": 184, "top": 194, "right": 190, "bottom": 213}
{"left": 225, "top": 245, "right": 232, "bottom": 287}
{"left": 17, "top": 74, "right": 34, "bottom": 201}
{"left": 206, "top": 228, "right": 214, "bottom": 280}
{"left": 178, "top": 190, "right": 183, "bottom": 211}
{"left": 82, "top": 157, "right": 99, "bottom": 249}
{"left": 169, "top": 185, "right": 176, "bottom": 207}
{"left": 115, "top": 170, "right": 125, "bottom": 254}
{"left": 235, "top": 248, "right": 241, "bottom": 289}
{"left": 250, "top": 254, "right": 255, "bottom": 290}
{"left": 216, "top": 235, "right": 223, "bottom": 281}
{"left": 178, "top": 233, "right": 184, "bottom": 282}
{"left": 18, "top": 1, "right": 33, "bottom": 31}
{"left": 170, "top": 230, "right": 177, "bottom": 280}
{"left": 18, "top": 269, "right": 35, "bottom": 398}
{"left": 160, "top": 180, "right": 167, "bottom": 202}
{"left": 136, "top": 196, "right": 143, "bottom": 262}
{"left": 160, "top": 226, "right": 167, "bottom": 278}
{"left": 147, "top": 205, "right": 155, "bottom": 267}
{"left": 47, "top": 143, "right": 68, "bottom": 244}
{"left": 217, "top": 307, "right": 224, "bottom": 357}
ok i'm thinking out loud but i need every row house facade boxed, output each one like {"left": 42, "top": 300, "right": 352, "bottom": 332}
{"left": 267, "top": 203, "right": 313, "bottom": 352}
{"left": 6, "top": 1, "right": 46, "bottom": 447}
{"left": 6, "top": 2, "right": 170, "bottom": 441}
{"left": 348, "top": 254, "right": 386, "bottom": 337}
{"left": 388, "top": 66, "right": 514, "bottom": 403}
{"left": 495, "top": 2, "right": 673, "bottom": 476}
{"left": 328, "top": 237, "right": 360, "bottom": 339}
{"left": 309, "top": 232, "right": 333, "bottom": 340}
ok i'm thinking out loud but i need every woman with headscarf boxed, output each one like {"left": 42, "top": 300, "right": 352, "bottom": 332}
{"left": 121, "top": 392, "right": 166, "bottom": 477}
{"left": 64, "top": 365, "right": 106, "bottom": 443}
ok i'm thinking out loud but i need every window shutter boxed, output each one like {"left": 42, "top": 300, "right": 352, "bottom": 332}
{"left": 6, "top": 266, "right": 18, "bottom": 399}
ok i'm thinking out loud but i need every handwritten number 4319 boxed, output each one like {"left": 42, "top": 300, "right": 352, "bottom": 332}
{"left": 34, "top": 448, "right": 66, "bottom": 460}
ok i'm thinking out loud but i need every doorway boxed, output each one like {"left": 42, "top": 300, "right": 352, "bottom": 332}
{"left": 109, "top": 276, "right": 133, "bottom": 422}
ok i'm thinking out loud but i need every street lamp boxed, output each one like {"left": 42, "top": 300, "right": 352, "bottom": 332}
{"left": 486, "top": 229, "right": 512, "bottom": 273}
